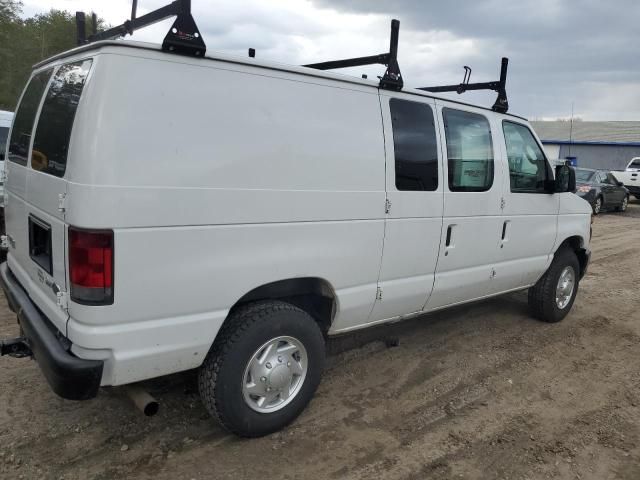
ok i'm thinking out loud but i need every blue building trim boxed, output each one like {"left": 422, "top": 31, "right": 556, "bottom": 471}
{"left": 541, "top": 140, "right": 640, "bottom": 147}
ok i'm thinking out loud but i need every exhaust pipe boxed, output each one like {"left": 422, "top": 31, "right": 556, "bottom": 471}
{"left": 124, "top": 384, "right": 159, "bottom": 417}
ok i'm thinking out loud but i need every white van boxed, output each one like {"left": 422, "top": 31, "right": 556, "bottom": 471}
{"left": 0, "top": 10, "right": 591, "bottom": 437}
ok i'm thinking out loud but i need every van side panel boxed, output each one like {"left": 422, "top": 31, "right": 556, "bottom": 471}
{"left": 64, "top": 52, "right": 386, "bottom": 385}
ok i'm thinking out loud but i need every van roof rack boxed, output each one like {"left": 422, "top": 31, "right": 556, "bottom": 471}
{"left": 74, "top": 3, "right": 510, "bottom": 111}
{"left": 75, "top": 0, "right": 206, "bottom": 57}
{"left": 303, "top": 19, "right": 403, "bottom": 91}
{"left": 418, "top": 57, "right": 510, "bottom": 113}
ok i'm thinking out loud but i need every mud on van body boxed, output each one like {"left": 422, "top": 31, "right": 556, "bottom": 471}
{"left": 0, "top": 40, "right": 591, "bottom": 437}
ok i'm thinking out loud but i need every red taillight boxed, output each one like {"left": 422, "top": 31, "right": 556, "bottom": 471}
{"left": 69, "top": 227, "right": 113, "bottom": 305}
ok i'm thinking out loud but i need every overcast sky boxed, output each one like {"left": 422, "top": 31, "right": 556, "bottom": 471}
{"left": 21, "top": 0, "right": 640, "bottom": 120}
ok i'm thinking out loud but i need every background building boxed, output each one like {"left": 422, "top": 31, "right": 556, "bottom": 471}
{"left": 531, "top": 121, "right": 640, "bottom": 170}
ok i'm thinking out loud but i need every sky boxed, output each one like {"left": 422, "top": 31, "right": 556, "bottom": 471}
{"left": 20, "top": 0, "right": 640, "bottom": 120}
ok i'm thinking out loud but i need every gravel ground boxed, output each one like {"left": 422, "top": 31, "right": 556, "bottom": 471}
{"left": 0, "top": 201, "right": 639, "bottom": 480}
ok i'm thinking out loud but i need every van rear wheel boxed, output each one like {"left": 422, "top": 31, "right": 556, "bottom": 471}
{"left": 528, "top": 248, "right": 580, "bottom": 323}
{"left": 198, "top": 300, "right": 325, "bottom": 437}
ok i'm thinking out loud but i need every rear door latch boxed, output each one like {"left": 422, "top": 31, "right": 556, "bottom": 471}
{"left": 58, "top": 193, "right": 66, "bottom": 213}
{"left": 56, "top": 291, "right": 69, "bottom": 310}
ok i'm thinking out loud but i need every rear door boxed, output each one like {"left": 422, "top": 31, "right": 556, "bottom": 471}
{"left": 368, "top": 93, "right": 444, "bottom": 322}
{"left": 604, "top": 172, "right": 624, "bottom": 204}
{"left": 596, "top": 171, "right": 615, "bottom": 205}
{"left": 5, "top": 60, "right": 92, "bottom": 332}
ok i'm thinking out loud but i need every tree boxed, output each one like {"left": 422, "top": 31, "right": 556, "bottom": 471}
{"left": 0, "top": 4, "right": 106, "bottom": 111}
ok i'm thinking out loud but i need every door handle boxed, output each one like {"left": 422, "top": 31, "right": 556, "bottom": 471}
{"left": 501, "top": 220, "right": 510, "bottom": 246}
{"left": 444, "top": 225, "right": 455, "bottom": 256}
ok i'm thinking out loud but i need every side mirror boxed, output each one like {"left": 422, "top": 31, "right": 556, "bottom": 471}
{"left": 554, "top": 164, "right": 576, "bottom": 193}
{"left": 617, "top": 181, "right": 624, "bottom": 187}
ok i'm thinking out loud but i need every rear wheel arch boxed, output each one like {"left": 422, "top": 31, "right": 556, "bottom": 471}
{"left": 228, "top": 277, "right": 338, "bottom": 335}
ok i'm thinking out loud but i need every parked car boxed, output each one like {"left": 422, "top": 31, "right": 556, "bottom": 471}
{"left": 575, "top": 168, "right": 630, "bottom": 214}
{"left": 611, "top": 158, "right": 640, "bottom": 199}
{"left": 0, "top": 16, "right": 591, "bottom": 438}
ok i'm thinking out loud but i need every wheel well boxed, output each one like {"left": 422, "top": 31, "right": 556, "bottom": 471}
{"left": 557, "top": 236, "right": 588, "bottom": 278}
{"left": 230, "top": 278, "right": 337, "bottom": 335}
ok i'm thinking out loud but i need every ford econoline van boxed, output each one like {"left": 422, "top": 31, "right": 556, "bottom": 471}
{"left": 0, "top": 10, "right": 591, "bottom": 437}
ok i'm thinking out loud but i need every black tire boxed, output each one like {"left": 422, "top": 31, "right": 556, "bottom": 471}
{"left": 592, "top": 196, "right": 603, "bottom": 215}
{"left": 616, "top": 195, "right": 629, "bottom": 212}
{"left": 528, "top": 248, "right": 580, "bottom": 323}
{"left": 198, "top": 300, "right": 325, "bottom": 437}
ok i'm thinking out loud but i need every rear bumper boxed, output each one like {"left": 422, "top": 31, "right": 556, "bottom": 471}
{"left": 0, "top": 262, "right": 103, "bottom": 400}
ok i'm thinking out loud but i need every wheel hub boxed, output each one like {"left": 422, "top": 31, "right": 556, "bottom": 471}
{"left": 555, "top": 266, "right": 576, "bottom": 310}
{"left": 267, "top": 365, "right": 291, "bottom": 390}
{"left": 242, "top": 336, "right": 308, "bottom": 413}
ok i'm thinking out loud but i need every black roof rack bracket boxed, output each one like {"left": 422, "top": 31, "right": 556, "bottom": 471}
{"left": 419, "top": 57, "right": 509, "bottom": 113}
{"left": 378, "top": 19, "right": 403, "bottom": 91}
{"left": 162, "top": 9, "right": 205, "bottom": 56}
{"left": 77, "top": 0, "right": 206, "bottom": 57}
{"left": 303, "top": 19, "right": 403, "bottom": 91}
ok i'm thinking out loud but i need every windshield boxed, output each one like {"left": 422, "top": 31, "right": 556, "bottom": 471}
{"left": 630, "top": 159, "right": 640, "bottom": 169}
{"left": 575, "top": 169, "right": 595, "bottom": 183}
{"left": 0, "top": 127, "right": 8, "bottom": 160}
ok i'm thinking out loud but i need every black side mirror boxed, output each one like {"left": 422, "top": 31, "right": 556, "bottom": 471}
{"left": 554, "top": 164, "right": 576, "bottom": 193}
{"left": 617, "top": 181, "right": 624, "bottom": 187}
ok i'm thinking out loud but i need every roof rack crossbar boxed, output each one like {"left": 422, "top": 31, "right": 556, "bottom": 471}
{"left": 76, "top": 0, "right": 206, "bottom": 57}
{"left": 303, "top": 19, "right": 403, "bottom": 91}
{"left": 419, "top": 57, "right": 509, "bottom": 113}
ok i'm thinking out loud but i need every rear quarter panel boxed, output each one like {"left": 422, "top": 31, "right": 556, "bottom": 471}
{"left": 64, "top": 49, "right": 387, "bottom": 382}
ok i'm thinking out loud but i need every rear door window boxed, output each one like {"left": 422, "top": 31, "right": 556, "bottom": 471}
{"left": 7, "top": 69, "right": 53, "bottom": 166}
{"left": 31, "top": 59, "right": 92, "bottom": 177}
{"left": 389, "top": 98, "right": 439, "bottom": 191}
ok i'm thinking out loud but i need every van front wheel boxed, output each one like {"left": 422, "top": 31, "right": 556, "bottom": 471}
{"left": 198, "top": 300, "right": 325, "bottom": 437}
{"left": 528, "top": 248, "right": 580, "bottom": 323}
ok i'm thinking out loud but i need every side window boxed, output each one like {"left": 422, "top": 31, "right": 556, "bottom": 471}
{"left": 442, "top": 108, "right": 493, "bottom": 192}
{"left": 606, "top": 173, "right": 618, "bottom": 185}
{"left": 389, "top": 98, "right": 439, "bottom": 191}
{"left": 503, "top": 121, "right": 551, "bottom": 193}
{"left": 7, "top": 69, "right": 53, "bottom": 166}
{"left": 31, "top": 59, "right": 92, "bottom": 177}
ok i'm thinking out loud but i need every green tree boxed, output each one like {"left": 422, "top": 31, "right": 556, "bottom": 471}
{"left": 0, "top": 3, "right": 106, "bottom": 111}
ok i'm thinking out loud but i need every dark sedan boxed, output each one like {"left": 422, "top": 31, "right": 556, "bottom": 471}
{"left": 575, "top": 168, "right": 630, "bottom": 214}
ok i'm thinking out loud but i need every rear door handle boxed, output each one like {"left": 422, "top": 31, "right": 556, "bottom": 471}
{"left": 444, "top": 225, "right": 455, "bottom": 255}
{"left": 501, "top": 220, "right": 510, "bottom": 246}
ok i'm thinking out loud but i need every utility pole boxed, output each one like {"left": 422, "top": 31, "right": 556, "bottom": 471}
{"left": 568, "top": 102, "right": 574, "bottom": 157}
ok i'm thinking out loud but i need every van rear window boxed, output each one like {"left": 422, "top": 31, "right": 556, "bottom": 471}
{"left": 8, "top": 69, "right": 53, "bottom": 166}
{"left": 31, "top": 59, "right": 92, "bottom": 177}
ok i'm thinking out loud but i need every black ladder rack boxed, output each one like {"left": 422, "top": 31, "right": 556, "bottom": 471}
{"left": 75, "top": 2, "right": 511, "bottom": 112}
{"left": 419, "top": 57, "right": 510, "bottom": 113}
{"left": 76, "top": 0, "right": 206, "bottom": 57}
{"left": 303, "top": 19, "right": 403, "bottom": 91}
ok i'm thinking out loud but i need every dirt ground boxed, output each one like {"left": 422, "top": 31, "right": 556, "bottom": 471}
{"left": 1, "top": 201, "right": 639, "bottom": 480}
